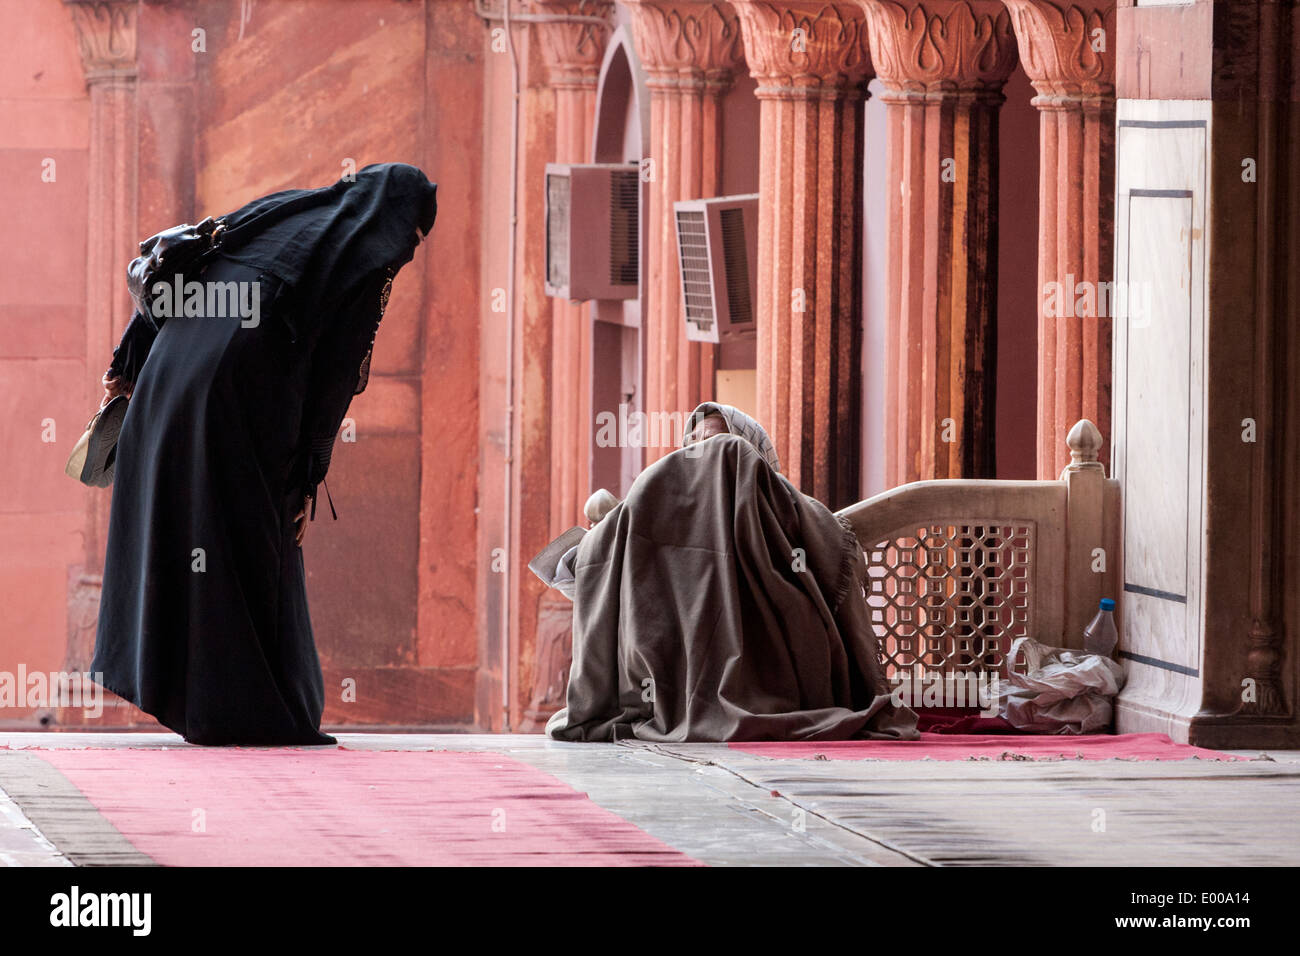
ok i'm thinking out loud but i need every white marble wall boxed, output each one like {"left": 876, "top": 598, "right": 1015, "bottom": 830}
{"left": 1111, "top": 99, "right": 1210, "bottom": 734}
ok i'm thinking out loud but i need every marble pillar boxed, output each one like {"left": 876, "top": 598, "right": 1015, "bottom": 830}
{"left": 859, "top": 0, "right": 1018, "bottom": 484}
{"left": 625, "top": 0, "right": 745, "bottom": 462}
{"left": 1002, "top": 0, "right": 1115, "bottom": 478}
{"left": 523, "top": 0, "right": 611, "bottom": 730}
{"left": 732, "top": 0, "right": 871, "bottom": 510}
{"left": 61, "top": 0, "right": 141, "bottom": 725}
{"left": 535, "top": 0, "right": 611, "bottom": 532}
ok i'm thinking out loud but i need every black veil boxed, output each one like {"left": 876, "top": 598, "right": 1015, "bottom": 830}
{"left": 110, "top": 162, "right": 437, "bottom": 383}
{"left": 215, "top": 162, "right": 438, "bottom": 328}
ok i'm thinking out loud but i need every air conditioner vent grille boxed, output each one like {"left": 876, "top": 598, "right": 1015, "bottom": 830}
{"left": 676, "top": 209, "right": 714, "bottom": 328}
{"left": 609, "top": 170, "right": 639, "bottom": 286}
{"left": 719, "top": 207, "right": 752, "bottom": 325}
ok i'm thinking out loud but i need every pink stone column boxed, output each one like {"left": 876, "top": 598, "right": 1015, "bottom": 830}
{"left": 1002, "top": 0, "right": 1115, "bottom": 478}
{"left": 62, "top": 0, "right": 140, "bottom": 693}
{"left": 858, "top": 0, "right": 1019, "bottom": 484}
{"left": 534, "top": 0, "right": 611, "bottom": 531}
{"left": 731, "top": 0, "right": 871, "bottom": 510}
{"left": 624, "top": 0, "right": 745, "bottom": 463}
{"left": 523, "top": 1, "right": 611, "bottom": 730}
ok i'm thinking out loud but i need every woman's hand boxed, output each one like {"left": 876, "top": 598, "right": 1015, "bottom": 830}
{"left": 100, "top": 370, "right": 132, "bottom": 409}
{"left": 294, "top": 494, "right": 312, "bottom": 547}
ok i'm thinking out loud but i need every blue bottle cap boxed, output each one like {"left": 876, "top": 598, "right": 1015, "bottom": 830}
{"left": 1100, "top": 598, "right": 1116, "bottom": 611}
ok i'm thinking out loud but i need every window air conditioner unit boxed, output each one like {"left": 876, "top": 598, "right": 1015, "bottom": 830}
{"left": 544, "top": 163, "right": 640, "bottom": 301}
{"left": 674, "top": 194, "right": 759, "bottom": 349}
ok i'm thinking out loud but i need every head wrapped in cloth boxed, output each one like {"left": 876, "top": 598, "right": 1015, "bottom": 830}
{"left": 682, "top": 402, "right": 782, "bottom": 474}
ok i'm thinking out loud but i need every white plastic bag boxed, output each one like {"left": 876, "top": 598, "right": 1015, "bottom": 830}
{"left": 1000, "top": 637, "right": 1126, "bottom": 734}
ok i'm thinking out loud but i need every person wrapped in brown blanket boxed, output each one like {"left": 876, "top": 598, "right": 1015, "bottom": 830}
{"left": 546, "top": 404, "right": 919, "bottom": 743}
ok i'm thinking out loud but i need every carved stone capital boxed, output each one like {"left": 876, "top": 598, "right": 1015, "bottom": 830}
{"left": 530, "top": 0, "right": 614, "bottom": 89}
{"left": 730, "top": 1, "right": 872, "bottom": 99}
{"left": 64, "top": 0, "right": 139, "bottom": 84}
{"left": 1001, "top": 0, "right": 1115, "bottom": 106}
{"left": 624, "top": 0, "right": 746, "bottom": 91}
{"left": 857, "top": 0, "right": 1018, "bottom": 98}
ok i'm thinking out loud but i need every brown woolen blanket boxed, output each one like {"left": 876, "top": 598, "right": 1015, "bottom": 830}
{"left": 547, "top": 434, "right": 919, "bottom": 742}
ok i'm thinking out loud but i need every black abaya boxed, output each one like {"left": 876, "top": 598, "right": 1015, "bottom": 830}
{"left": 91, "top": 163, "right": 436, "bottom": 745}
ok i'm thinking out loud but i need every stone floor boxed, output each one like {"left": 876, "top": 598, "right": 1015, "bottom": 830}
{"left": 1, "top": 732, "right": 1297, "bottom": 866}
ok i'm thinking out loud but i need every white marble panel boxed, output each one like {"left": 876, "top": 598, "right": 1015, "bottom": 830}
{"left": 1112, "top": 99, "right": 1208, "bottom": 693}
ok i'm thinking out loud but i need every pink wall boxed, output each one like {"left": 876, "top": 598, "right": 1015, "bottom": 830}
{"left": 193, "top": 0, "right": 474, "bottom": 724}
{"left": 0, "top": 0, "right": 91, "bottom": 716}
{"left": 474, "top": 16, "right": 514, "bottom": 725}
{"left": 0, "top": 0, "right": 1077, "bottom": 733}
{"left": 1, "top": 0, "right": 483, "bottom": 728}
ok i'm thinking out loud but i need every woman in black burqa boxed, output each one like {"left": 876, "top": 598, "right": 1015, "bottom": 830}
{"left": 92, "top": 163, "right": 437, "bottom": 745}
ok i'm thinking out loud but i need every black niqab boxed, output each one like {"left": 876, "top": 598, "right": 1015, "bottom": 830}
{"left": 92, "top": 162, "right": 437, "bottom": 746}
{"left": 216, "top": 162, "right": 437, "bottom": 321}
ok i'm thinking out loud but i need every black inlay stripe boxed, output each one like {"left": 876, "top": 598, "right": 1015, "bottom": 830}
{"left": 1129, "top": 188, "right": 1193, "bottom": 198}
{"left": 1125, "top": 582, "right": 1188, "bottom": 604}
{"left": 1118, "top": 120, "right": 1208, "bottom": 129}
{"left": 1118, "top": 650, "right": 1199, "bottom": 678}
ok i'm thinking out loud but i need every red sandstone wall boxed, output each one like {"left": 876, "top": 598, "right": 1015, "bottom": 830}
{"left": 473, "top": 20, "right": 516, "bottom": 729}
{"left": 190, "top": 0, "right": 481, "bottom": 726}
{"left": 1, "top": 0, "right": 1095, "bottom": 735}
{"left": 0, "top": 0, "right": 92, "bottom": 721}
{"left": 474, "top": 24, "right": 560, "bottom": 730}
{"left": 0, "top": 0, "right": 484, "bottom": 731}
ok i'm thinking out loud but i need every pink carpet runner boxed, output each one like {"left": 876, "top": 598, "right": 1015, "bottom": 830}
{"left": 31, "top": 748, "right": 699, "bottom": 866}
{"left": 729, "top": 732, "right": 1239, "bottom": 761}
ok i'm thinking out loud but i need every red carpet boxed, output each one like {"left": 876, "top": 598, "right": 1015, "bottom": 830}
{"left": 729, "top": 732, "right": 1239, "bottom": 761}
{"left": 31, "top": 748, "right": 699, "bottom": 866}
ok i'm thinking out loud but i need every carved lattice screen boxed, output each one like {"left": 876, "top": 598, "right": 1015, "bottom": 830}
{"left": 863, "top": 522, "right": 1035, "bottom": 679}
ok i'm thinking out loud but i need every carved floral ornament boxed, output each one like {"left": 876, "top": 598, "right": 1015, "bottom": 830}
{"left": 64, "top": 0, "right": 138, "bottom": 82}
{"left": 855, "top": 0, "right": 1018, "bottom": 92}
{"left": 730, "top": 1, "right": 873, "bottom": 92}
{"left": 530, "top": 0, "right": 614, "bottom": 82}
{"left": 624, "top": 0, "right": 746, "bottom": 80}
{"left": 1001, "top": 0, "right": 1115, "bottom": 102}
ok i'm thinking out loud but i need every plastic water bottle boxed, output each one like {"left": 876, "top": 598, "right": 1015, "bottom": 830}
{"left": 1083, "top": 598, "right": 1118, "bottom": 657}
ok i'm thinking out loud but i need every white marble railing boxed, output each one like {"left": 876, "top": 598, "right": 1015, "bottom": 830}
{"left": 837, "top": 420, "right": 1121, "bottom": 678}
